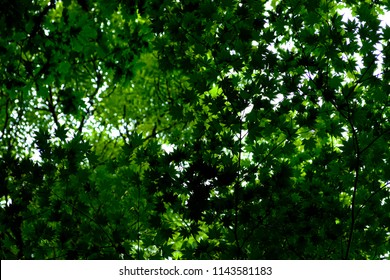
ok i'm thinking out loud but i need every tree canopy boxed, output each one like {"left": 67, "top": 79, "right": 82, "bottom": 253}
{"left": 1, "top": 0, "right": 390, "bottom": 260}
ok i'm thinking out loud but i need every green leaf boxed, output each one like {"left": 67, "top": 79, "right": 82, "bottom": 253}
{"left": 58, "top": 61, "right": 71, "bottom": 75}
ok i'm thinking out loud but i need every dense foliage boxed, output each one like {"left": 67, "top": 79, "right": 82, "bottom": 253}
{"left": 1, "top": 0, "right": 390, "bottom": 259}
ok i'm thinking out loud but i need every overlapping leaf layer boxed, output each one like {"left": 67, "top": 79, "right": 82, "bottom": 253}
{"left": 1, "top": 0, "right": 389, "bottom": 259}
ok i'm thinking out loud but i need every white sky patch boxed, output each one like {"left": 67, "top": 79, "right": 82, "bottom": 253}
{"left": 271, "top": 93, "right": 285, "bottom": 106}
{"left": 0, "top": 197, "right": 12, "bottom": 208}
{"left": 240, "top": 103, "right": 253, "bottom": 120}
{"left": 379, "top": 12, "right": 390, "bottom": 27}
{"left": 162, "top": 143, "right": 174, "bottom": 154}
{"left": 109, "top": 127, "right": 121, "bottom": 138}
